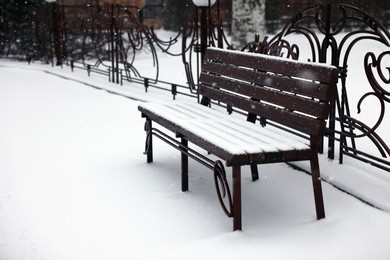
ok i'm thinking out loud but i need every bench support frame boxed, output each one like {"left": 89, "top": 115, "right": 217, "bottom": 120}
{"left": 143, "top": 115, "right": 239, "bottom": 227}
{"left": 142, "top": 115, "right": 327, "bottom": 231}
{"left": 139, "top": 47, "right": 337, "bottom": 231}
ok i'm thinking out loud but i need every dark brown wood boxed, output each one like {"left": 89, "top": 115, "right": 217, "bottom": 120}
{"left": 138, "top": 47, "right": 338, "bottom": 231}
{"left": 199, "top": 48, "right": 338, "bottom": 137}
{"left": 138, "top": 107, "right": 248, "bottom": 164}
{"left": 232, "top": 165, "right": 242, "bottom": 231}
{"left": 200, "top": 73, "right": 330, "bottom": 117}
{"left": 199, "top": 86, "right": 326, "bottom": 136}
{"left": 181, "top": 138, "right": 189, "bottom": 192}
{"left": 204, "top": 48, "right": 338, "bottom": 84}
{"left": 201, "top": 62, "right": 334, "bottom": 101}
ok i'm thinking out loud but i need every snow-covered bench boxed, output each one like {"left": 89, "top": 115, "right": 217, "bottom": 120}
{"left": 138, "top": 47, "right": 338, "bottom": 231}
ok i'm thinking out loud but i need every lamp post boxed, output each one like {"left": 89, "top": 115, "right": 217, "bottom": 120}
{"left": 191, "top": 0, "right": 216, "bottom": 105}
{"left": 192, "top": 0, "right": 216, "bottom": 61}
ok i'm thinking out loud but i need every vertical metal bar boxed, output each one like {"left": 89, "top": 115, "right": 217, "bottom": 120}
{"left": 217, "top": 21, "right": 223, "bottom": 48}
{"left": 232, "top": 165, "right": 242, "bottom": 231}
{"left": 172, "top": 84, "right": 177, "bottom": 100}
{"left": 250, "top": 164, "right": 259, "bottom": 181}
{"left": 323, "top": 4, "right": 331, "bottom": 58}
{"left": 227, "top": 104, "right": 233, "bottom": 114}
{"left": 322, "top": 4, "right": 336, "bottom": 160}
{"left": 194, "top": 7, "right": 201, "bottom": 88}
{"left": 200, "top": 7, "right": 208, "bottom": 62}
{"left": 110, "top": 4, "right": 115, "bottom": 83}
{"left": 115, "top": 8, "right": 120, "bottom": 85}
{"left": 144, "top": 78, "right": 149, "bottom": 92}
{"left": 339, "top": 141, "right": 344, "bottom": 164}
{"left": 181, "top": 138, "right": 189, "bottom": 192}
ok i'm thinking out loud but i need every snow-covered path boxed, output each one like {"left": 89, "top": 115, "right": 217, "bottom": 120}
{"left": 1, "top": 62, "right": 390, "bottom": 259}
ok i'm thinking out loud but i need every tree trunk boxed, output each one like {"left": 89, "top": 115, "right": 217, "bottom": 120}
{"left": 231, "top": 0, "right": 266, "bottom": 49}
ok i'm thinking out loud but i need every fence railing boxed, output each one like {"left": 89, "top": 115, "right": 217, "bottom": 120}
{"left": 246, "top": 4, "right": 390, "bottom": 172}
{"left": 1, "top": 2, "right": 390, "bottom": 173}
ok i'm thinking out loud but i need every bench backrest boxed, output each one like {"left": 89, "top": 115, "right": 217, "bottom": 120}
{"left": 198, "top": 47, "right": 338, "bottom": 139}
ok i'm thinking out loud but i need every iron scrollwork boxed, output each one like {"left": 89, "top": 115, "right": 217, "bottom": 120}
{"left": 338, "top": 51, "right": 390, "bottom": 158}
{"left": 213, "top": 160, "right": 233, "bottom": 218}
{"left": 245, "top": 4, "right": 390, "bottom": 171}
{"left": 142, "top": 120, "right": 234, "bottom": 216}
{"left": 37, "top": 2, "right": 390, "bottom": 172}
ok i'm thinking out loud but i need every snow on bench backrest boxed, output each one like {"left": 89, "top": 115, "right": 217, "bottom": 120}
{"left": 198, "top": 47, "right": 338, "bottom": 137}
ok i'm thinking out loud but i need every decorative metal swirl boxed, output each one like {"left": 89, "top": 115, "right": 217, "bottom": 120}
{"left": 245, "top": 3, "right": 390, "bottom": 169}
{"left": 336, "top": 51, "right": 390, "bottom": 158}
{"left": 213, "top": 160, "right": 233, "bottom": 217}
{"left": 364, "top": 51, "right": 390, "bottom": 102}
{"left": 5, "top": 2, "right": 390, "bottom": 170}
{"left": 242, "top": 35, "right": 299, "bottom": 59}
{"left": 340, "top": 115, "right": 390, "bottom": 158}
{"left": 182, "top": 15, "right": 232, "bottom": 91}
{"left": 58, "top": 4, "right": 189, "bottom": 84}
{"left": 261, "top": 5, "right": 324, "bottom": 61}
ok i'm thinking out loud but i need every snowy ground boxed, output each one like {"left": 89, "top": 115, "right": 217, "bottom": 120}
{"left": 1, "top": 42, "right": 390, "bottom": 259}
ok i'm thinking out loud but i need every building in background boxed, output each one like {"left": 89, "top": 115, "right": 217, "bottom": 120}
{"left": 56, "top": 0, "right": 389, "bottom": 33}
{"left": 58, "top": 0, "right": 144, "bottom": 6}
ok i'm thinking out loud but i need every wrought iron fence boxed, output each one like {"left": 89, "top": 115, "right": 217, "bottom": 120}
{"left": 246, "top": 4, "right": 390, "bottom": 172}
{"left": 1, "top": 2, "right": 390, "bottom": 173}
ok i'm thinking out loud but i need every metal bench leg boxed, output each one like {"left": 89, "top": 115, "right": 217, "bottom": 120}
{"left": 250, "top": 164, "right": 259, "bottom": 181}
{"left": 181, "top": 138, "right": 189, "bottom": 192}
{"left": 232, "top": 165, "right": 242, "bottom": 231}
{"left": 310, "top": 153, "right": 325, "bottom": 220}
{"left": 143, "top": 118, "right": 153, "bottom": 163}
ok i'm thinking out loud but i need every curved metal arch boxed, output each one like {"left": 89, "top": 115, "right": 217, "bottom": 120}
{"left": 364, "top": 52, "right": 390, "bottom": 101}
{"left": 250, "top": 3, "right": 390, "bottom": 169}
{"left": 257, "top": 5, "right": 325, "bottom": 61}
{"left": 328, "top": 5, "right": 390, "bottom": 163}
{"left": 214, "top": 160, "right": 233, "bottom": 217}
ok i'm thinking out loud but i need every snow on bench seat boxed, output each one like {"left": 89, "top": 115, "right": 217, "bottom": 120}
{"left": 139, "top": 101, "right": 310, "bottom": 158}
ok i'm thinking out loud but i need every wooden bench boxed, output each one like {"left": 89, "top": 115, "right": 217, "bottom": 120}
{"left": 138, "top": 47, "right": 338, "bottom": 231}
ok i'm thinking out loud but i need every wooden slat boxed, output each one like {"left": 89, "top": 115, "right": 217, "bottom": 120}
{"left": 202, "top": 61, "right": 334, "bottom": 101}
{"left": 139, "top": 104, "right": 314, "bottom": 165}
{"left": 204, "top": 48, "right": 338, "bottom": 84}
{"left": 199, "top": 73, "right": 329, "bottom": 119}
{"left": 199, "top": 86, "right": 325, "bottom": 135}
{"left": 138, "top": 105, "right": 249, "bottom": 164}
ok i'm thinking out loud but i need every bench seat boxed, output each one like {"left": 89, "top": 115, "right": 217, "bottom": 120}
{"left": 139, "top": 101, "right": 311, "bottom": 166}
